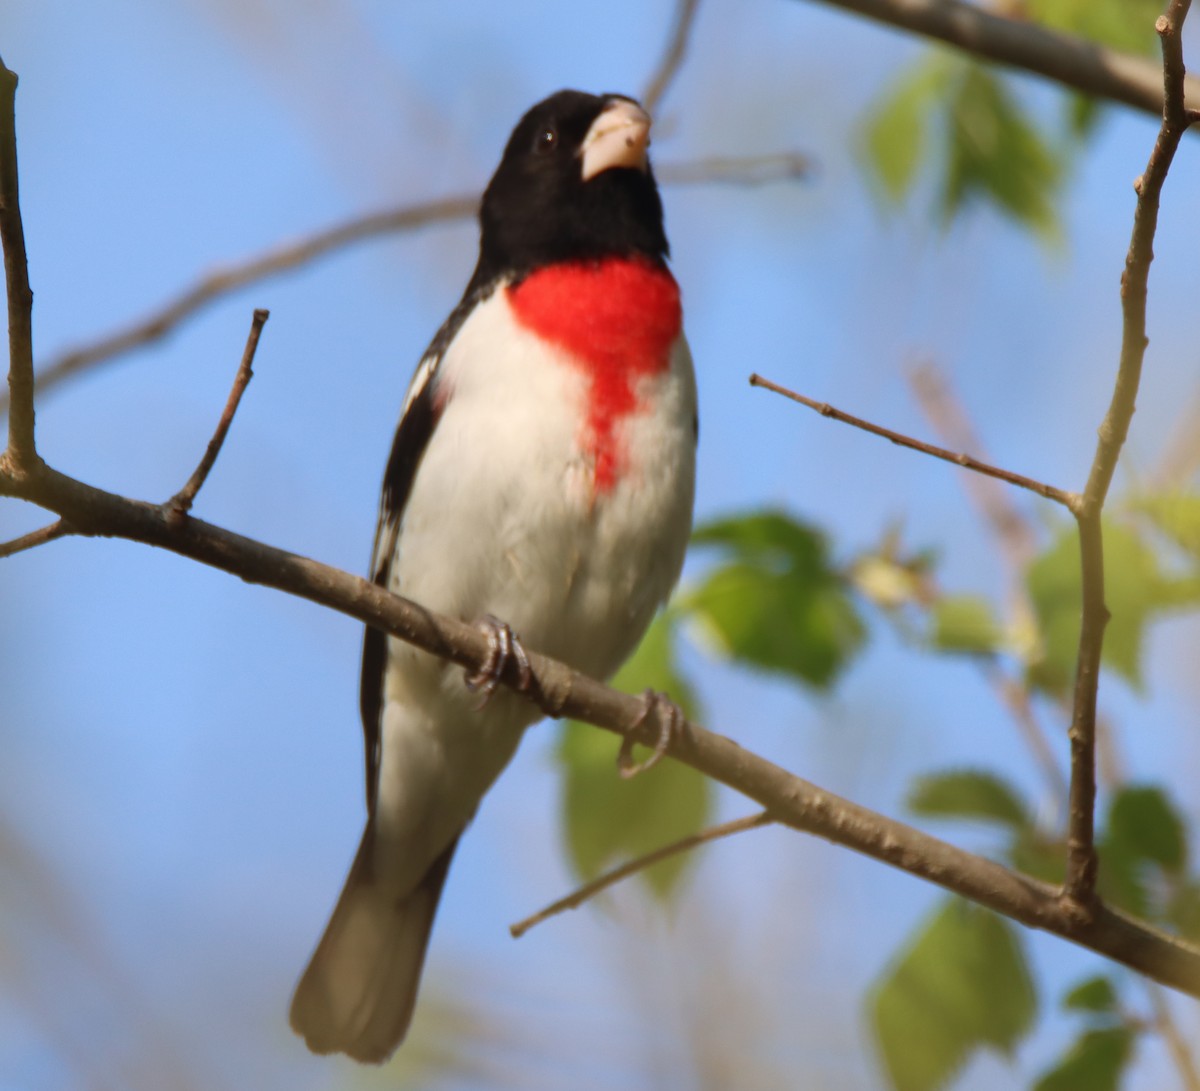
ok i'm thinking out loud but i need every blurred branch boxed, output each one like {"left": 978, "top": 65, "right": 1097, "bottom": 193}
{"left": 906, "top": 363, "right": 1067, "bottom": 802}
{"left": 908, "top": 361, "right": 1039, "bottom": 572}
{"left": 749, "top": 372, "right": 1079, "bottom": 509}
{"left": 0, "top": 55, "right": 35, "bottom": 466}
{"left": 1148, "top": 983, "right": 1200, "bottom": 1091}
{"left": 163, "top": 308, "right": 267, "bottom": 524}
{"left": 8, "top": 151, "right": 809, "bottom": 412}
{"left": 1063, "top": 0, "right": 1198, "bottom": 909}
{"left": 511, "top": 811, "right": 773, "bottom": 938}
{"left": 799, "top": 0, "right": 1200, "bottom": 117}
{"left": 642, "top": 0, "right": 703, "bottom": 115}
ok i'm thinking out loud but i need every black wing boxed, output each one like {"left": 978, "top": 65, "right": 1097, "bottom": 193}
{"left": 359, "top": 289, "right": 487, "bottom": 815}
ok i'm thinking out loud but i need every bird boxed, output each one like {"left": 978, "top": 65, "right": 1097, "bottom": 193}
{"left": 289, "top": 89, "right": 698, "bottom": 1063}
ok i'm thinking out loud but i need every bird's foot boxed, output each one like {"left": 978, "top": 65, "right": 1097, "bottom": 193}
{"left": 617, "top": 689, "right": 684, "bottom": 779}
{"left": 464, "top": 615, "right": 532, "bottom": 707}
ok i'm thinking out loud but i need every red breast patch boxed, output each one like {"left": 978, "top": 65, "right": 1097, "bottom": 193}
{"left": 507, "top": 258, "right": 682, "bottom": 493}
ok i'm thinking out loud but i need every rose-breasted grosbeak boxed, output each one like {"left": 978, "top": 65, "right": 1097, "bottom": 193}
{"left": 289, "top": 90, "right": 697, "bottom": 1063}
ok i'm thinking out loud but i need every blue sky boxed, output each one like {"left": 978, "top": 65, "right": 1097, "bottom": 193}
{"left": 3, "top": 1, "right": 1199, "bottom": 1087}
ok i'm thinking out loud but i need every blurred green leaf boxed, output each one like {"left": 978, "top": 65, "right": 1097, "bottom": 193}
{"left": 1062, "top": 975, "right": 1118, "bottom": 1015}
{"left": 1106, "top": 784, "right": 1187, "bottom": 872}
{"left": 687, "top": 511, "right": 865, "bottom": 687}
{"left": 1137, "top": 491, "right": 1200, "bottom": 558}
{"left": 941, "top": 66, "right": 1063, "bottom": 238}
{"left": 1033, "top": 1027, "right": 1136, "bottom": 1091}
{"left": 930, "top": 594, "right": 1003, "bottom": 655}
{"left": 862, "top": 59, "right": 946, "bottom": 201}
{"left": 1167, "top": 881, "right": 1200, "bottom": 941}
{"left": 870, "top": 900, "right": 1036, "bottom": 1091}
{"left": 1097, "top": 786, "right": 1187, "bottom": 918}
{"left": 908, "top": 770, "right": 1029, "bottom": 832}
{"left": 1010, "top": 828, "right": 1067, "bottom": 886}
{"left": 1026, "top": 522, "right": 1180, "bottom": 693}
{"left": 1026, "top": 0, "right": 1162, "bottom": 53}
{"left": 558, "top": 615, "right": 710, "bottom": 899}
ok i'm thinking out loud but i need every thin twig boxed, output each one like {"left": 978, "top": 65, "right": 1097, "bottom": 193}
{"left": 642, "top": 0, "right": 703, "bottom": 115}
{"left": 9, "top": 152, "right": 809, "bottom": 412}
{"left": 0, "top": 56, "right": 35, "bottom": 466}
{"left": 0, "top": 518, "right": 70, "bottom": 559}
{"left": 1063, "top": 0, "right": 1197, "bottom": 909}
{"left": 164, "top": 309, "right": 268, "bottom": 524}
{"left": 510, "top": 811, "right": 773, "bottom": 938}
{"left": 801, "top": 0, "right": 1200, "bottom": 118}
{"left": 750, "top": 372, "right": 1080, "bottom": 510}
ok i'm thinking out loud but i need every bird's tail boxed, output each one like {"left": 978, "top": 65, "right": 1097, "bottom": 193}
{"left": 289, "top": 825, "right": 459, "bottom": 1063}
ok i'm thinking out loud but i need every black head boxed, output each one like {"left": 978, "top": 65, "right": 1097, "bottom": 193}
{"left": 467, "top": 90, "right": 668, "bottom": 293}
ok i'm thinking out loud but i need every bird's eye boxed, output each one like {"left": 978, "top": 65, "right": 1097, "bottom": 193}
{"left": 535, "top": 126, "right": 557, "bottom": 153}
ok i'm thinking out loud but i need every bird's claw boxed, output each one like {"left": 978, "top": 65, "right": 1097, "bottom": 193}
{"left": 617, "top": 688, "right": 684, "bottom": 779}
{"left": 464, "top": 615, "right": 532, "bottom": 707}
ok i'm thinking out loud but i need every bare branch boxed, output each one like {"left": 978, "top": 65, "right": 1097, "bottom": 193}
{"left": 164, "top": 309, "right": 268, "bottom": 524}
{"left": 750, "top": 372, "right": 1080, "bottom": 510}
{"left": 1063, "top": 0, "right": 1197, "bottom": 908}
{"left": 0, "top": 518, "right": 70, "bottom": 559}
{"left": 0, "top": 56, "right": 35, "bottom": 466}
{"left": 642, "top": 0, "right": 703, "bottom": 115}
{"left": 510, "top": 811, "right": 773, "bottom": 938}
{"left": 24, "top": 193, "right": 478, "bottom": 406}
{"left": 802, "top": 0, "right": 1200, "bottom": 118}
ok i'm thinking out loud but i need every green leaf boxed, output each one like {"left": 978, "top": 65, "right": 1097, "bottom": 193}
{"left": 1010, "top": 828, "right": 1067, "bottom": 886}
{"left": 908, "top": 770, "right": 1029, "bottom": 832}
{"left": 1062, "top": 975, "right": 1118, "bottom": 1014}
{"left": 1026, "top": 0, "right": 1162, "bottom": 54}
{"left": 1026, "top": 522, "right": 1173, "bottom": 693}
{"left": 870, "top": 900, "right": 1036, "bottom": 1091}
{"left": 557, "top": 615, "right": 711, "bottom": 899}
{"left": 686, "top": 511, "right": 865, "bottom": 687}
{"left": 1167, "top": 881, "right": 1200, "bottom": 941}
{"left": 940, "top": 65, "right": 1063, "bottom": 237}
{"left": 1137, "top": 491, "right": 1200, "bottom": 559}
{"left": 930, "top": 595, "right": 1003, "bottom": 655}
{"left": 862, "top": 60, "right": 946, "bottom": 202}
{"left": 1033, "top": 1027, "right": 1136, "bottom": 1091}
{"left": 1097, "top": 786, "right": 1188, "bottom": 918}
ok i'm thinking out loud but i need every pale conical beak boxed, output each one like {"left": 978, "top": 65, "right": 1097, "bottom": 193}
{"left": 580, "top": 99, "right": 652, "bottom": 181}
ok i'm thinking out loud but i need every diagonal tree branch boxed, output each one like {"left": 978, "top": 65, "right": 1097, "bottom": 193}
{"left": 800, "top": 0, "right": 1200, "bottom": 117}
{"left": 642, "top": 0, "right": 704, "bottom": 115}
{"left": 7, "top": 152, "right": 809, "bottom": 413}
{"left": 1063, "top": 0, "right": 1197, "bottom": 909}
{"left": 1, "top": 456, "right": 1197, "bottom": 995}
{"left": 510, "top": 811, "right": 774, "bottom": 938}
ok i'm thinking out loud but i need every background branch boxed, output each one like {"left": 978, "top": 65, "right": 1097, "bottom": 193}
{"left": 641, "top": 0, "right": 703, "bottom": 115}
{"left": 7, "top": 153, "right": 809, "bottom": 413}
{"left": 802, "top": 0, "right": 1200, "bottom": 117}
